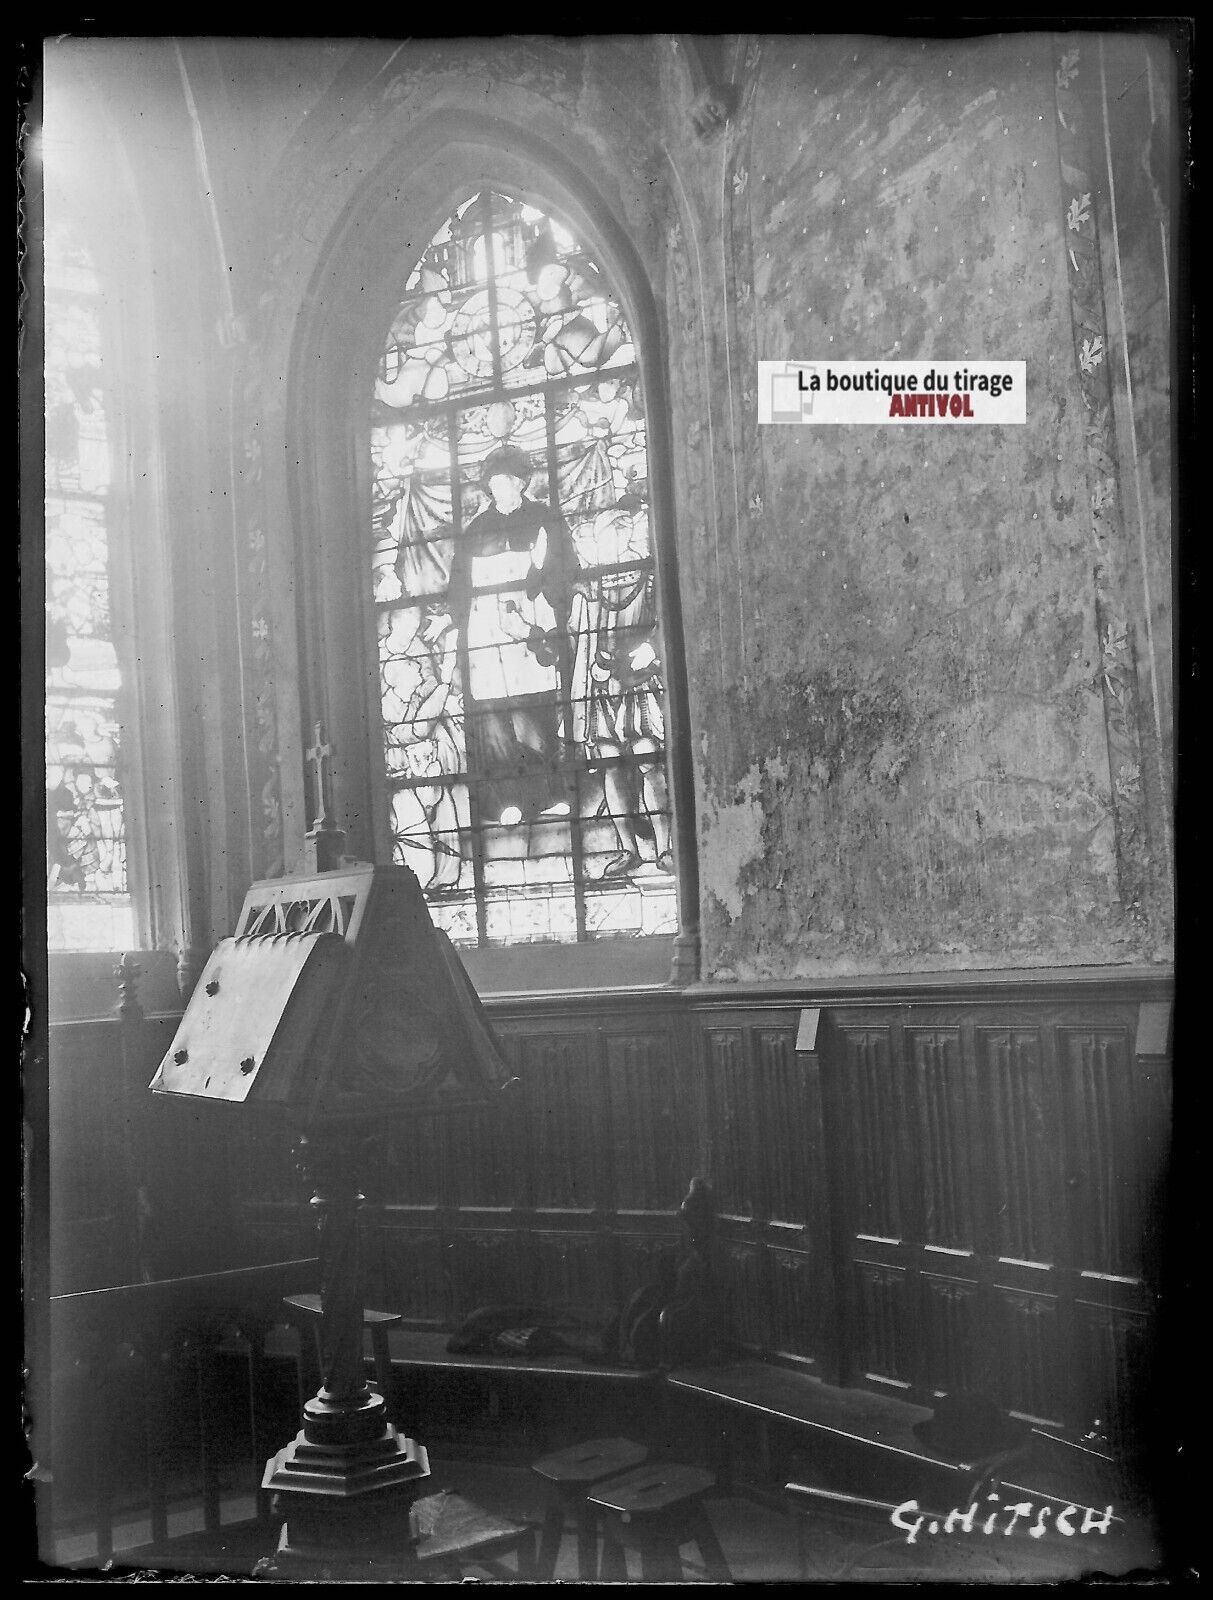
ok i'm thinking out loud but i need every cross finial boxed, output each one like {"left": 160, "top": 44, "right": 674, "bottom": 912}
{"left": 306, "top": 721, "right": 333, "bottom": 831}
{"left": 303, "top": 720, "right": 355, "bottom": 873}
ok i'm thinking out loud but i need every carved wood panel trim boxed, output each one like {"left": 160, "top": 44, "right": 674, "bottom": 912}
{"left": 602, "top": 1028, "right": 681, "bottom": 1214}
{"left": 519, "top": 1033, "right": 599, "bottom": 1213}
{"left": 989, "top": 1286, "right": 1067, "bottom": 1425}
{"left": 854, "top": 1260, "right": 911, "bottom": 1389}
{"left": 905, "top": 1028, "right": 973, "bottom": 1252}
{"left": 1056, "top": 1024, "right": 1143, "bottom": 1277}
{"left": 835, "top": 1024, "right": 902, "bottom": 1242}
{"left": 84, "top": 974, "right": 1168, "bottom": 1441}
{"left": 976, "top": 1026, "right": 1060, "bottom": 1266}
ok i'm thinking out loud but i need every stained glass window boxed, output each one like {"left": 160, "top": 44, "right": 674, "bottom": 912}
{"left": 371, "top": 190, "right": 676, "bottom": 947}
{"left": 44, "top": 220, "right": 134, "bottom": 950}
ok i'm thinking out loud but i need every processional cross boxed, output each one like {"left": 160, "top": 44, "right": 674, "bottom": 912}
{"left": 303, "top": 721, "right": 350, "bottom": 872}
{"left": 306, "top": 723, "right": 334, "bottom": 830}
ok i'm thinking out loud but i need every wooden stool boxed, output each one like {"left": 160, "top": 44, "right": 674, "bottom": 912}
{"left": 282, "top": 1292, "right": 399, "bottom": 1408}
{"left": 408, "top": 1489, "right": 536, "bottom": 1581}
{"left": 257, "top": 1490, "right": 536, "bottom": 1582}
{"left": 589, "top": 1461, "right": 732, "bottom": 1583}
{"left": 531, "top": 1436, "right": 649, "bottom": 1580}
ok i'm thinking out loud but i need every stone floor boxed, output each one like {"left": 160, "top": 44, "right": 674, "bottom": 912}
{"left": 47, "top": 1446, "right": 1165, "bottom": 1584}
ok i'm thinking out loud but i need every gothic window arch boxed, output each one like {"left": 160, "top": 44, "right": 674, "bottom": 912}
{"left": 44, "top": 215, "right": 134, "bottom": 951}
{"left": 369, "top": 188, "right": 679, "bottom": 950}
{"left": 39, "top": 54, "right": 192, "bottom": 972}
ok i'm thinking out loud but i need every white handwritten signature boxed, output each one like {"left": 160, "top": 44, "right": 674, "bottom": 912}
{"left": 892, "top": 1495, "right": 1116, "bottom": 1543}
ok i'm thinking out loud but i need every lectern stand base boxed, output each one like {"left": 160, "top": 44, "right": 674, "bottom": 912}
{"left": 265, "top": 1513, "right": 419, "bottom": 1580}
{"left": 256, "top": 1490, "right": 538, "bottom": 1582}
{"left": 261, "top": 1427, "right": 431, "bottom": 1575}
{"left": 263, "top": 1422, "right": 430, "bottom": 1499}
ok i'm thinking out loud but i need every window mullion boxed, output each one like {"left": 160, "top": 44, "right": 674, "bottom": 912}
{"left": 481, "top": 191, "right": 503, "bottom": 393}
{"left": 448, "top": 420, "right": 489, "bottom": 946}
{"left": 546, "top": 386, "right": 588, "bottom": 941}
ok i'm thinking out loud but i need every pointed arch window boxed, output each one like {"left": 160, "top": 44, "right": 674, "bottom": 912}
{"left": 370, "top": 190, "right": 676, "bottom": 948}
{"left": 44, "top": 218, "right": 134, "bottom": 951}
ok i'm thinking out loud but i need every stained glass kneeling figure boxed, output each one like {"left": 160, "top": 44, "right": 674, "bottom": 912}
{"left": 571, "top": 501, "right": 672, "bottom": 878}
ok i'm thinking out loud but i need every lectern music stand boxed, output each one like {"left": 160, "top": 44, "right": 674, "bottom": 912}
{"left": 150, "top": 857, "right": 513, "bottom": 1569}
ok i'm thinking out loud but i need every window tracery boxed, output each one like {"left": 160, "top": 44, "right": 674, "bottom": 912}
{"left": 44, "top": 221, "right": 133, "bottom": 951}
{"left": 371, "top": 190, "right": 675, "bottom": 946}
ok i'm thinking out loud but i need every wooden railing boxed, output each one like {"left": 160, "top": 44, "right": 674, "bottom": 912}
{"left": 42, "top": 1258, "right": 318, "bottom": 1569}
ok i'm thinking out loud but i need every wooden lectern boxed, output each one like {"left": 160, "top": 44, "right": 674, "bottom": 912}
{"left": 150, "top": 856, "right": 513, "bottom": 1569}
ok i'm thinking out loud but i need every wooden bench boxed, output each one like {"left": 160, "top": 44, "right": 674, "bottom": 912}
{"left": 666, "top": 1358, "right": 1133, "bottom": 1527}
{"left": 382, "top": 1326, "right": 659, "bottom": 1385}
{"left": 666, "top": 1359, "right": 975, "bottom": 1507}
{"left": 380, "top": 1327, "right": 661, "bottom": 1447}
{"left": 274, "top": 1295, "right": 1134, "bottom": 1537}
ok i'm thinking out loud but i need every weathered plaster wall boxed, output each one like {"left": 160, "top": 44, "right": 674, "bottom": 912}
{"left": 662, "top": 35, "right": 1173, "bottom": 979}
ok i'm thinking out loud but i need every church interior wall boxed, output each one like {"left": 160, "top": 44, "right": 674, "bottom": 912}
{"left": 45, "top": 33, "right": 1171, "bottom": 986}
{"left": 29, "top": 34, "right": 1179, "bottom": 1541}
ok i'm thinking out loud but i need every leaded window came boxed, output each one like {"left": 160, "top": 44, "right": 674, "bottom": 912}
{"left": 371, "top": 191, "right": 675, "bottom": 948}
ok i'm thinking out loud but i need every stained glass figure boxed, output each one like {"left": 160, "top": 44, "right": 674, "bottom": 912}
{"left": 371, "top": 191, "right": 674, "bottom": 946}
{"left": 44, "top": 220, "right": 133, "bottom": 950}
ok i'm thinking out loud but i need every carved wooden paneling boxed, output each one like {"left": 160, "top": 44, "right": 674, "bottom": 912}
{"left": 50, "top": 1022, "right": 138, "bottom": 1291}
{"left": 236, "top": 1209, "right": 314, "bottom": 1276}
{"left": 603, "top": 1031, "right": 678, "bottom": 1212}
{"left": 906, "top": 1028, "right": 971, "bottom": 1250}
{"left": 919, "top": 1272, "right": 983, "bottom": 1395}
{"left": 138, "top": 1097, "right": 237, "bottom": 1280}
{"left": 1059, "top": 1028, "right": 1141, "bottom": 1276}
{"left": 448, "top": 1229, "right": 525, "bottom": 1320}
{"left": 53, "top": 971, "right": 1169, "bottom": 1456}
{"left": 977, "top": 1028, "right": 1057, "bottom": 1264}
{"left": 755, "top": 1028, "right": 809, "bottom": 1225}
{"left": 520, "top": 1034, "right": 597, "bottom": 1211}
{"left": 1073, "top": 1298, "right": 1152, "bottom": 1449}
{"left": 720, "top": 1238, "right": 769, "bottom": 1351}
{"left": 228, "top": 1120, "right": 299, "bottom": 1211}
{"left": 381, "top": 1114, "right": 443, "bottom": 1209}
{"left": 614, "top": 1231, "right": 681, "bottom": 1305}
{"left": 854, "top": 1262, "right": 910, "bottom": 1385}
{"left": 703, "top": 1029, "right": 754, "bottom": 1220}
{"left": 530, "top": 1229, "right": 611, "bottom": 1317}
{"left": 447, "top": 1103, "right": 522, "bottom": 1210}
{"left": 377, "top": 1224, "right": 447, "bottom": 1325}
{"left": 990, "top": 1287, "right": 1066, "bottom": 1424}
{"left": 768, "top": 1247, "right": 818, "bottom": 1364}
{"left": 838, "top": 1027, "right": 901, "bottom": 1240}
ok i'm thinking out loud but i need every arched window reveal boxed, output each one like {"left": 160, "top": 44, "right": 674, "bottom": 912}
{"left": 371, "top": 190, "right": 675, "bottom": 948}
{"left": 44, "top": 219, "right": 133, "bottom": 951}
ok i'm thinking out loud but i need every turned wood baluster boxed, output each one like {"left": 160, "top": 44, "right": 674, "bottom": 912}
{"left": 294, "top": 1131, "right": 377, "bottom": 1411}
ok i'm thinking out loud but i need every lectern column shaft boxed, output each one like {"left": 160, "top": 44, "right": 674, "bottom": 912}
{"left": 294, "top": 1130, "right": 378, "bottom": 1418}
{"left": 313, "top": 1185, "right": 369, "bottom": 1404}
